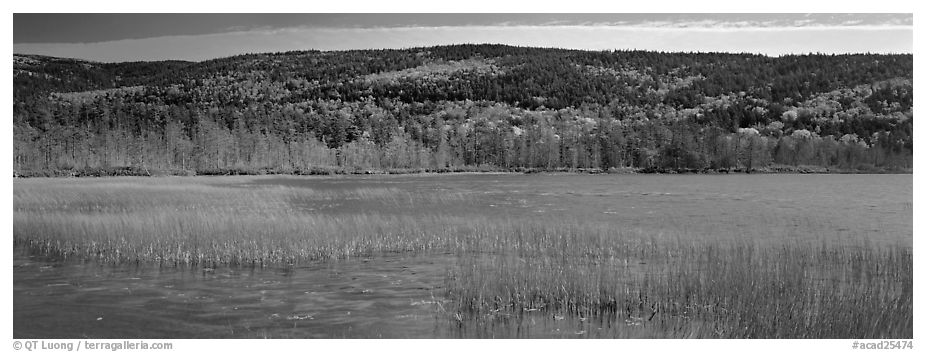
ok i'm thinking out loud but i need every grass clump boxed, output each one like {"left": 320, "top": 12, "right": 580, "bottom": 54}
{"left": 443, "top": 227, "right": 911, "bottom": 338}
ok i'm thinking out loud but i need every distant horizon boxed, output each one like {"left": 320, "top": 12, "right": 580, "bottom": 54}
{"left": 13, "top": 14, "right": 913, "bottom": 62}
{"left": 12, "top": 43, "right": 916, "bottom": 64}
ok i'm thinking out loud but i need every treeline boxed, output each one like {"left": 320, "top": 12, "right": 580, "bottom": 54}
{"left": 12, "top": 45, "right": 913, "bottom": 176}
{"left": 13, "top": 100, "right": 910, "bottom": 176}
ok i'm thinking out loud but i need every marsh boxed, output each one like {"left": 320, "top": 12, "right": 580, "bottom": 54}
{"left": 13, "top": 173, "right": 912, "bottom": 338}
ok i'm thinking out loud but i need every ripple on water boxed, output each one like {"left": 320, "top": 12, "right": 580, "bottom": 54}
{"left": 14, "top": 253, "right": 456, "bottom": 338}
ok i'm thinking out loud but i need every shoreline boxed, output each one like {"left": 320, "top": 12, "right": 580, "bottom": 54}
{"left": 12, "top": 164, "right": 913, "bottom": 178}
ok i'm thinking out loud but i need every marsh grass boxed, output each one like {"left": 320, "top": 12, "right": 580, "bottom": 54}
{"left": 444, "top": 232, "right": 911, "bottom": 338}
{"left": 13, "top": 177, "right": 912, "bottom": 338}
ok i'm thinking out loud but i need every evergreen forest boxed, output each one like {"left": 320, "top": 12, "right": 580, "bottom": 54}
{"left": 13, "top": 44, "right": 913, "bottom": 176}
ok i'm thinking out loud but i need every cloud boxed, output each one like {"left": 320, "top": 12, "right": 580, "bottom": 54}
{"left": 14, "top": 24, "right": 913, "bottom": 62}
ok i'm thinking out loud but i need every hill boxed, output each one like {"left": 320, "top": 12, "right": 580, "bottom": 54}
{"left": 12, "top": 44, "right": 913, "bottom": 176}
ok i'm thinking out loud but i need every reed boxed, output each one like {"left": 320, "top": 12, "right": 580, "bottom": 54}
{"left": 13, "top": 176, "right": 912, "bottom": 338}
{"left": 443, "top": 231, "right": 911, "bottom": 338}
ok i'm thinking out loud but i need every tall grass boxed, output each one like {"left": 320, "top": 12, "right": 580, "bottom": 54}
{"left": 443, "top": 227, "right": 911, "bottom": 338}
{"left": 14, "top": 177, "right": 481, "bottom": 265}
{"left": 13, "top": 176, "right": 912, "bottom": 338}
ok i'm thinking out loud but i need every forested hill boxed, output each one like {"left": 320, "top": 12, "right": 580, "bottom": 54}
{"left": 13, "top": 44, "right": 913, "bottom": 176}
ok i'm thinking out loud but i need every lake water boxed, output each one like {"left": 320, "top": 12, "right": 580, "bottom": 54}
{"left": 13, "top": 174, "right": 912, "bottom": 338}
{"left": 246, "top": 173, "right": 911, "bottom": 245}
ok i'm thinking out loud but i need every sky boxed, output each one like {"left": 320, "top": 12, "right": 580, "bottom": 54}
{"left": 11, "top": 13, "right": 915, "bottom": 62}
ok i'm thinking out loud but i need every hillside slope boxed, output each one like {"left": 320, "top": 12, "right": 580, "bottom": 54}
{"left": 13, "top": 45, "right": 912, "bottom": 175}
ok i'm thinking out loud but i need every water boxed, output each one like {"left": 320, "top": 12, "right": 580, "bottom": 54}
{"left": 12, "top": 252, "right": 672, "bottom": 339}
{"left": 245, "top": 173, "right": 911, "bottom": 245}
{"left": 14, "top": 252, "right": 456, "bottom": 338}
{"left": 14, "top": 173, "right": 912, "bottom": 338}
